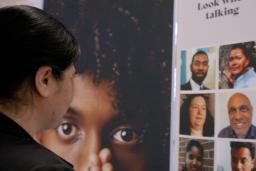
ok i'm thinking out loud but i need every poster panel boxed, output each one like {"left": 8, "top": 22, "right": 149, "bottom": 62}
{"left": 0, "top": 0, "right": 172, "bottom": 170}
{"left": 172, "top": 0, "right": 256, "bottom": 170}
{"left": 0, "top": 0, "right": 172, "bottom": 171}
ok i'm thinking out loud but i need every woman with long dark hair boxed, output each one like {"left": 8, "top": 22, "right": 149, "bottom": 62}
{"left": 180, "top": 94, "right": 214, "bottom": 137}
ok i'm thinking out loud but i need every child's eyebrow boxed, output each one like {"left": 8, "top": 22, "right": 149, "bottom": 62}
{"left": 66, "top": 107, "right": 79, "bottom": 116}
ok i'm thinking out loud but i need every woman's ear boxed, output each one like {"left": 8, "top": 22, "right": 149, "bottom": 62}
{"left": 34, "top": 66, "right": 54, "bottom": 97}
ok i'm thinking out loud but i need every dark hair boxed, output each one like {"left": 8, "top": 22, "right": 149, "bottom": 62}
{"left": 191, "top": 50, "right": 208, "bottom": 63}
{"left": 0, "top": 5, "right": 79, "bottom": 101}
{"left": 180, "top": 94, "right": 214, "bottom": 137}
{"left": 186, "top": 140, "right": 204, "bottom": 155}
{"left": 182, "top": 140, "right": 204, "bottom": 171}
{"left": 76, "top": 0, "right": 169, "bottom": 140}
{"left": 230, "top": 141, "right": 255, "bottom": 159}
{"left": 230, "top": 43, "right": 252, "bottom": 61}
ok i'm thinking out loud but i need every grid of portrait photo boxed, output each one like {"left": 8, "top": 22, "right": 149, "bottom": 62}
{"left": 178, "top": 41, "right": 256, "bottom": 171}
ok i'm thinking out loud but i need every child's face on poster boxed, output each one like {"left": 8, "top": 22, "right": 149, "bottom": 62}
{"left": 38, "top": 75, "right": 151, "bottom": 171}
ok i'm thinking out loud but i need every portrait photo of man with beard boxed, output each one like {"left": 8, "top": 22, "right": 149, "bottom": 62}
{"left": 180, "top": 47, "right": 216, "bottom": 91}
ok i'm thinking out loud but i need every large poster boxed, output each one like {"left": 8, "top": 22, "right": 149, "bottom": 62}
{"left": 0, "top": 0, "right": 172, "bottom": 170}
{"left": 41, "top": 1, "right": 173, "bottom": 171}
{"left": 172, "top": 0, "right": 256, "bottom": 171}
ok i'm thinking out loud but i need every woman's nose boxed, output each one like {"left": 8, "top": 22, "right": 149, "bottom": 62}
{"left": 197, "top": 107, "right": 204, "bottom": 115}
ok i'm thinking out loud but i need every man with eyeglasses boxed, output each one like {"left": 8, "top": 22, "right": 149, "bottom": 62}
{"left": 182, "top": 140, "right": 204, "bottom": 171}
{"left": 181, "top": 50, "right": 209, "bottom": 91}
{"left": 219, "top": 92, "right": 256, "bottom": 139}
{"left": 230, "top": 141, "right": 256, "bottom": 171}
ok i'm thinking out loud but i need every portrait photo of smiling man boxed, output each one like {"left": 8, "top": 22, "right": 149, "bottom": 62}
{"left": 218, "top": 92, "right": 256, "bottom": 139}
{"left": 180, "top": 48, "right": 216, "bottom": 91}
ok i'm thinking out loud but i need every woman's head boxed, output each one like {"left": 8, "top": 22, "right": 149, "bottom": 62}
{"left": 180, "top": 94, "right": 214, "bottom": 137}
{"left": 0, "top": 5, "right": 79, "bottom": 104}
{"left": 0, "top": 5, "right": 80, "bottom": 134}
{"left": 228, "top": 43, "right": 251, "bottom": 76}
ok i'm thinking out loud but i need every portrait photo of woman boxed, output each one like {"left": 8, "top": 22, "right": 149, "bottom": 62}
{"left": 180, "top": 94, "right": 214, "bottom": 137}
{"left": 219, "top": 41, "right": 256, "bottom": 89}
